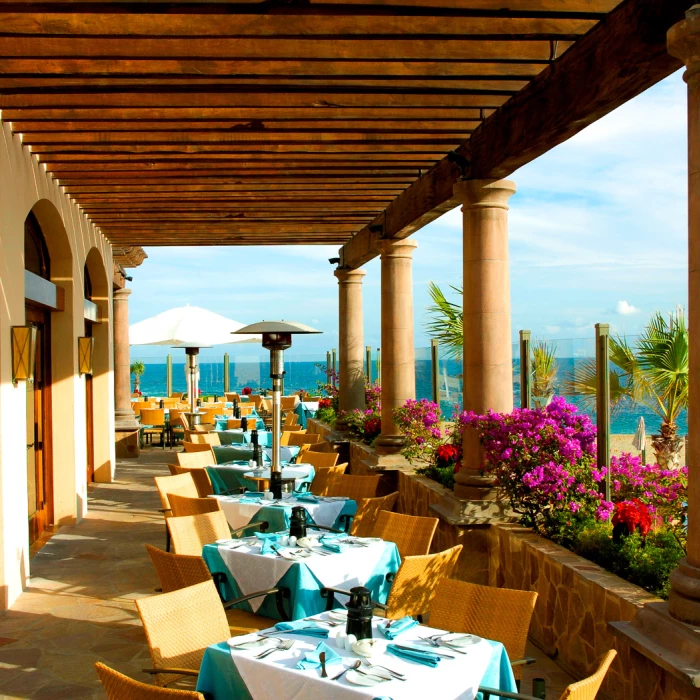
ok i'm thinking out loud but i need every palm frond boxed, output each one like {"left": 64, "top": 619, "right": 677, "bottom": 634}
{"left": 424, "top": 282, "right": 463, "bottom": 359}
{"left": 532, "top": 341, "right": 557, "bottom": 396}
{"left": 561, "top": 358, "right": 631, "bottom": 415}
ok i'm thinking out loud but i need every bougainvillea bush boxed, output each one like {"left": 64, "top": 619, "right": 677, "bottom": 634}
{"left": 460, "top": 398, "right": 687, "bottom": 598}
{"left": 337, "top": 382, "right": 383, "bottom": 444}
{"left": 393, "top": 399, "right": 443, "bottom": 464}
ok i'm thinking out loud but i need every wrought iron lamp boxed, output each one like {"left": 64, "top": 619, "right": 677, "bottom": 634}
{"left": 11, "top": 325, "right": 37, "bottom": 385}
{"left": 78, "top": 337, "right": 94, "bottom": 375}
{"left": 172, "top": 343, "right": 212, "bottom": 423}
{"left": 233, "top": 321, "right": 321, "bottom": 498}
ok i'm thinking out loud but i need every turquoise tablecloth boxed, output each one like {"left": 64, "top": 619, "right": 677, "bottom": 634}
{"left": 212, "top": 445, "right": 299, "bottom": 465}
{"left": 207, "top": 463, "right": 315, "bottom": 494}
{"left": 245, "top": 496, "right": 355, "bottom": 533}
{"left": 215, "top": 429, "right": 271, "bottom": 447}
{"left": 197, "top": 633, "right": 517, "bottom": 700}
{"left": 202, "top": 535, "right": 395, "bottom": 621}
{"left": 294, "top": 402, "right": 318, "bottom": 429}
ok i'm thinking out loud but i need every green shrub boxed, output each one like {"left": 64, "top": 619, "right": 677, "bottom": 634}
{"left": 415, "top": 463, "right": 456, "bottom": 490}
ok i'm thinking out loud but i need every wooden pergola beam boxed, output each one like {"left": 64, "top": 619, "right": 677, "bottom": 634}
{"left": 340, "top": 0, "right": 688, "bottom": 269}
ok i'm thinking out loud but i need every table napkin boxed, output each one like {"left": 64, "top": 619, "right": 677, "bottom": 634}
{"left": 261, "top": 539, "right": 280, "bottom": 555}
{"left": 245, "top": 492, "right": 265, "bottom": 497}
{"left": 255, "top": 532, "right": 280, "bottom": 540}
{"left": 320, "top": 541, "right": 349, "bottom": 554}
{"left": 296, "top": 642, "right": 342, "bottom": 671}
{"left": 294, "top": 493, "right": 319, "bottom": 503}
{"left": 378, "top": 617, "right": 419, "bottom": 640}
{"left": 273, "top": 621, "right": 329, "bottom": 638}
{"left": 386, "top": 644, "right": 442, "bottom": 667}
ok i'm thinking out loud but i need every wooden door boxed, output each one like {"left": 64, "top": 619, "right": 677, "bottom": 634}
{"left": 26, "top": 306, "right": 52, "bottom": 543}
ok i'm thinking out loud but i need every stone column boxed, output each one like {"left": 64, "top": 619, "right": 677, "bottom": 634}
{"left": 375, "top": 238, "right": 418, "bottom": 453}
{"left": 668, "top": 5, "right": 700, "bottom": 625}
{"left": 335, "top": 268, "right": 366, "bottom": 424}
{"left": 453, "top": 178, "right": 516, "bottom": 497}
{"left": 113, "top": 287, "right": 139, "bottom": 457}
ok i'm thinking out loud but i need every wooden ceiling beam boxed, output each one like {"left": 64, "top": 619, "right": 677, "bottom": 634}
{"left": 64, "top": 181, "right": 409, "bottom": 192}
{"left": 340, "top": 0, "right": 688, "bottom": 269}
{"left": 0, "top": 37, "right": 572, "bottom": 61}
{"left": 31, "top": 143, "right": 457, "bottom": 153}
{"left": 0, "top": 13, "right": 595, "bottom": 36}
{"left": 37, "top": 153, "right": 446, "bottom": 162}
{"left": 45, "top": 158, "right": 438, "bottom": 169}
{"left": 98, "top": 223, "right": 358, "bottom": 232}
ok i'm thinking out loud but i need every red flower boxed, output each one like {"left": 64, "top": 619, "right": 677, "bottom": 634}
{"left": 612, "top": 499, "right": 652, "bottom": 537}
{"left": 436, "top": 444, "right": 460, "bottom": 466}
{"left": 364, "top": 417, "right": 382, "bottom": 439}
{"left": 318, "top": 398, "right": 331, "bottom": 409}
{"left": 241, "top": 386, "right": 253, "bottom": 395}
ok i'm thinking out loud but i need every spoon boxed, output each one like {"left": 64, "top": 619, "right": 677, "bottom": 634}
{"left": 331, "top": 659, "right": 360, "bottom": 681}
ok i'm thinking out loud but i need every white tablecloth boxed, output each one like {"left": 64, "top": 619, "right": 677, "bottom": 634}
{"left": 230, "top": 614, "right": 493, "bottom": 699}
{"left": 216, "top": 539, "right": 395, "bottom": 613}
{"left": 213, "top": 492, "right": 345, "bottom": 531}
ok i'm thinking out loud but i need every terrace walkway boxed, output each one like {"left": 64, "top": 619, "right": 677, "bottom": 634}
{"left": 0, "top": 449, "right": 575, "bottom": 699}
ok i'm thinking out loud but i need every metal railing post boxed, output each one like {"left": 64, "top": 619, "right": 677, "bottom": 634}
{"left": 331, "top": 348, "right": 337, "bottom": 388}
{"left": 223, "top": 352, "right": 230, "bottom": 393}
{"left": 431, "top": 339, "right": 439, "bottom": 404}
{"left": 166, "top": 354, "right": 173, "bottom": 397}
{"left": 519, "top": 330, "right": 531, "bottom": 409}
{"left": 365, "top": 345, "right": 372, "bottom": 384}
{"left": 376, "top": 347, "right": 381, "bottom": 385}
{"left": 596, "top": 323, "right": 611, "bottom": 502}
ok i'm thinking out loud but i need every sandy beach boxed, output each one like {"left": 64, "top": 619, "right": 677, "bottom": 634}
{"left": 611, "top": 434, "right": 686, "bottom": 464}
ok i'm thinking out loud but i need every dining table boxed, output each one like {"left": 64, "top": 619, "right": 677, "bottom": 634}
{"left": 211, "top": 444, "right": 299, "bottom": 465}
{"left": 210, "top": 490, "right": 354, "bottom": 531}
{"left": 214, "top": 428, "right": 272, "bottom": 447}
{"left": 196, "top": 611, "right": 518, "bottom": 699}
{"left": 294, "top": 401, "right": 319, "bottom": 429}
{"left": 202, "top": 531, "right": 398, "bottom": 622}
{"left": 207, "top": 463, "right": 314, "bottom": 494}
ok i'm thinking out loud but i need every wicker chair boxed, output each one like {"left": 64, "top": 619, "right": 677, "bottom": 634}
{"left": 190, "top": 432, "right": 221, "bottom": 447}
{"left": 168, "top": 464, "right": 181, "bottom": 476}
{"left": 480, "top": 650, "right": 617, "bottom": 700}
{"left": 141, "top": 408, "right": 167, "bottom": 448}
{"left": 177, "top": 467, "right": 216, "bottom": 497}
{"left": 145, "top": 545, "right": 282, "bottom": 634}
{"left": 287, "top": 432, "right": 321, "bottom": 447}
{"left": 168, "top": 410, "right": 187, "bottom": 445}
{"left": 167, "top": 510, "right": 231, "bottom": 555}
{"left": 176, "top": 451, "right": 214, "bottom": 469}
{"left": 154, "top": 472, "right": 200, "bottom": 551}
{"left": 182, "top": 442, "right": 216, "bottom": 459}
{"left": 326, "top": 474, "right": 380, "bottom": 501}
{"left": 171, "top": 392, "right": 184, "bottom": 400}
{"left": 302, "top": 450, "right": 339, "bottom": 468}
{"left": 95, "top": 662, "right": 205, "bottom": 699}
{"left": 169, "top": 493, "right": 220, "bottom": 517}
{"left": 280, "top": 396, "right": 298, "bottom": 412}
{"left": 371, "top": 510, "right": 438, "bottom": 558}
{"left": 349, "top": 492, "right": 399, "bottom": 537}
{"left": 430, "top": 578, "right": 538, "bottom": 683}
{"left": 283, "top": 412, "right": 299, "bottom": 427}
{"left": 280, "top": 429, "right": 306, "bottom": 445}
{"left": 310, "top": 464, "right": 348, "bottom": 496}
{"left": 227, "top": 418, "right": 243, "bottom": 429}
{"left": 322, "top": 545, "right": 462, "bottom": 620}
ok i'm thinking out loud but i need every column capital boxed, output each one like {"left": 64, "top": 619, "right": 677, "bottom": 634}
{"left": 376, "top": 237, "right": 418, "bottom": 259}
{"left": 453, "top": 178, "right": 517, "bottom": 210}
{"left": 669, "top": 5, "right": 700, "bottom": 80}
{"left": 334, "top": 267, "right": 366, "bottom": 284}
{"left": 113, "top": 287, "right": 132, "bottom": 300}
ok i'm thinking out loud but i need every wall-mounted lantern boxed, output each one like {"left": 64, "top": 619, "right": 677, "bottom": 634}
{"left": 11, "top": 325, "right": 37, "bottom": 385}
{"left": 78, "top": 336, "right": 94, "bottom": 376}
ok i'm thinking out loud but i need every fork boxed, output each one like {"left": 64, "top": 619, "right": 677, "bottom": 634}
{"left": 361, "top": 659, "right": 406, "bottom": 681}
{"left": 255, "top": 639, "right": 294, "bottom": 659}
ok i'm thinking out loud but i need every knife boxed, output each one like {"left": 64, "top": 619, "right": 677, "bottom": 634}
{"left": 393, "top": 644, "right": 456, "bottom": 660}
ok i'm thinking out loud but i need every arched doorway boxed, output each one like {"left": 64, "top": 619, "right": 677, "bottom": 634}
{"left": 24, "top": 211, "right": 53, "bottom": 543}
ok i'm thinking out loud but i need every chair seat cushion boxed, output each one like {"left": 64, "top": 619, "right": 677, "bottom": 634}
{"left": 226, "top": 608, "right": 276, "bottom": 634}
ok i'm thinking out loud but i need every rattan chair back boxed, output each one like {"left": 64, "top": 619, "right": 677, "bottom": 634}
{"left": 169, "top": 493, "right": 220, "bottom": 517}
{"left": 386, "top": 545, "right": 462, "bottom": 619}
{"left": 178, "top": 467, "right": 214, "bottom": 497}
{"left": 145, "top": 543, "right": 213, "bottom": 593}
{"left": 303, "top": 450, "right": 339, "bottom": 468}
{"left": 371, "top": 510, "right": 438, "bottom": 558}
{"left": 162, "top": 398, "right": 179, "bottom": 408}
{"left": 283, "top": 412, "right": 299, "bottom": 427}
{"left": 154, "top": 473, "right": 199, "bottom": 514}
{"left": 225, "top": 392, "right": 239, "bottom": 402}
{"left": 182, "top": 442, "right": 216, "bottom": 458}
{"left": 141, "top": 408, "right": 166, "bottom": 427}
{"left": 135, "top": 579, "right": 230, "bottom": 687}
{"left": 311, "top": 464, "right": 348, "bottom": 496}
{"left": 280, "top": 429, "right": 305, "bottom": 446}
{"left": 560, "top": 650, "right": 617, "bottom": 700}
{"left": 239, "top": 405, "right": 255, "bottom": 416}
{"left": 190, "top": 432, "right": 221, "bottom": 446}
{"left": 430, "top": 578, "right": 537, "bottom": 681}
{"left": 176, "top": 451, "right": 214, "bottom": 469}
{"left": 327, "top": 474, "right": 380, "bottom": 501}
{"left": 281, "top": 396, "right": 298, "bottom": 411}
{"left": 349, "top": 492, "right": 399, "bottom": 537}
{"left": 95, "top": 662, "right": 205, "bottom": 699}
{"left": 170, "top": 392, "right": 184, "bottom": 400}
{"left": 287, "top": 432, "right": 321, "bottom": 447}
{"left": 167, "top": 510, "right": 231, "bottom": 555}
{"left": 168, "top": 464, "right": 181, "bottom": 476}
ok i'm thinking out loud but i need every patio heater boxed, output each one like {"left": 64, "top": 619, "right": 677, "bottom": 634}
{"left": 233, "top": 321, "right": 321, "bottom": 498}
{"left": 173, "top": 343, "right": 212, "bottom": 426}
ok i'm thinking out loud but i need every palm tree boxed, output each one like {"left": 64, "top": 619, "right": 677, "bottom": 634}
{"left": 425, "top": 282, "right": 463, "bottom": 359}
{"left": 532, "top": 341, "right": 558, "bottom": 407}
{"left": 564, "top": 310, "right": 688, "bottom": 468}
{"left": 130, "top": 360, "right": 146, "bottom": 393}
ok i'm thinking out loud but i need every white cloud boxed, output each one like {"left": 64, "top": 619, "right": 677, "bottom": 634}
{"left": 616, "top": 300, "right": 640, "bottom": 316}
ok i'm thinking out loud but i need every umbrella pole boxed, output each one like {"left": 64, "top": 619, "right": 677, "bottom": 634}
{"left": 187, "top": 348, "right": 198, "bottom": 415}
{"left": 270, "top": 346, "right": 284, "bottom": 499}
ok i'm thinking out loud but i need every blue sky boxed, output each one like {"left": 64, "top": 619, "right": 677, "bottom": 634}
{"left": 129, "top": 71, "right": 688, "bottom": 362}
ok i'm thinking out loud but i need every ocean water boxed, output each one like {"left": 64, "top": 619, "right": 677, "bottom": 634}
{"left": 134, "top": 358, "right": 686, "bottom": 436}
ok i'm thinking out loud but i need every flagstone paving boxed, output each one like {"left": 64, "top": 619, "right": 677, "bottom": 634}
{"left": 0, "top": 448, "right": 575, "bottom": 699}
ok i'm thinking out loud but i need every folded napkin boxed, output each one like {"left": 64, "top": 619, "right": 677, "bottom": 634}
{"left": 296, "top": 641, "right": 342, "bottom": 671}
{"left": 379, "top": 617, "right": 419, "bottom": 640}
{"left": 255, "top": 532, "right": 280, "bottom": 540}
{"left": 274, "top": 621, "right": 329, "bottom": 638}
{"left": 319, "top": 532, "right": 345, "bottom": 541}
{"left": 245, "top": 492, "right": 265, "bottom": 497}
{"left": 386, "top": 644, "right": 441, "bottom": 668}
{"left": 320, "top": 541, "right": 349, "bottom": 554}
{"left": 294, "top": 493, "right": 318, "bottom": 503}
{"left": 261, "top": 539, "right": 279, "bottom": 556}
{"left": 240, "top": 496, "right": 263, "bottom": 503}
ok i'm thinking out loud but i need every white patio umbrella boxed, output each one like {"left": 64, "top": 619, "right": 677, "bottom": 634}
{"left": 632, "top": 416, "right": 647, "bottom": 464}
{"left": 129, "top": 305, "right": 261, "bottom": 412}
